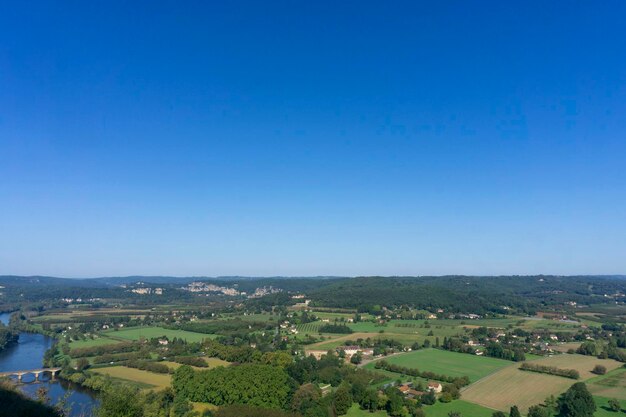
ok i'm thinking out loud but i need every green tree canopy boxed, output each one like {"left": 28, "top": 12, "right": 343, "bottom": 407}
{"left": 558, "top": 382, "right": 596, "bottom": 417}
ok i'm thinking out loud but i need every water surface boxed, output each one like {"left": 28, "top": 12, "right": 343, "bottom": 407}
{"left": 0, "top": 314, "right": 98, "bottom": 416}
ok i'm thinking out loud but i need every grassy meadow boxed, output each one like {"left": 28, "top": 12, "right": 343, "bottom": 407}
{"left": 103, "top": 326, "right": 216, "bottom": 343}
{"left": 366, "top": 348, "right": 511, "bottom": 382}
{"left": 423, "top": 400, "right": 497, "bottom": 417}
{"left": 68, "top": 336, "right": 122, "bottom": 349}
{"left": 92, "top": 366, "right": 172, "bottom": 390}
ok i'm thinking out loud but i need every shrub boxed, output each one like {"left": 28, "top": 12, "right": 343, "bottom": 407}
{"left": 591, "top": 364, "right": 606, "bottom": 375}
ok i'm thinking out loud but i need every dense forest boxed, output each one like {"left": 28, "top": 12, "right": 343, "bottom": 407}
{"left": 306, "top": 276, "right": 626, "bottom": 314}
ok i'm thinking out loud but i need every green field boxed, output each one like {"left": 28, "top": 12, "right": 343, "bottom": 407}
{"left": 423, "top": 400, "right": 497, "bottom": 417}
{"left": 93, "top": 366, "right": 172, "bottom": 390}
{"left": 309, "top": 332, "right": 424, "bottom": 350}
{"left": 297, "top": 322, "right": 324, "bottom": 333}
{"left": 103, "top": 326, "right": 216, "bottom": 343}
{"left": 594, "top": 396, "right": 626, "bottom": 416}
{"left": 366, "top": 349, "right": 511, "bottom": 382}
{"left": 68, "top": 336, "right": 122, "bottom": 349}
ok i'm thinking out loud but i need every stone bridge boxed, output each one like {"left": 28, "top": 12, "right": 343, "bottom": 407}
{"left": 0, "top": 367, "right": 61, "bottom": 383}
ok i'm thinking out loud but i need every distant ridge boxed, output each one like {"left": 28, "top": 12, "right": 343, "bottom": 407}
{"left": 0, "top": 274, "right": 624, "bottom": 288}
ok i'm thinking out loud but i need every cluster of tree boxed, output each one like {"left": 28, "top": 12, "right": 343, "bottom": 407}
{"left": 0, "top": 323, "right": 18, "bottom": 352}
{"left": 484, "top": 342, "right": 526, "bottom": 362}
{"left": 198, "top": 339, "right": 293, "bottom": 368}
{"left": 577, "top": 341, "right": 599, "bottom": 356}
{"left": 173, "top": 319, "right": 269, "bottom": 337}
{"left": 603, "top": 345, "right": 626, "bottom": 362}
{"left": 577, "top": 340, "right": 626, "bottom": 362}
{"left": 96, "top": 384, "right": 196, "bottom": 417}
{"left": 290, "top": 368, "right": 423, "bottom": 416}
{"left": 62, "top": 370, "right": 112, "bottom": 392}
{"left": 318, "top": 324, "right": 353, "bottom": 334}
{"left": 439, "top": 337, "right": 526, "bottom": 362}
{"left": 284, "top": 352, "right": 427, "bottom": 416}
{"left": 374, "top": 360, "right": 470, "bottom": 386}
{"left": 202, "top": 339, "right": 263, "bottom": 363}
{"left": 519, "top": 363, "right": 580, "bottom": 379}
{"left": 172, "top": 356, "right": 208, "bottom": 367}
{"left": 125, "top": 359, "right": 172, "bottom": 374}
{"left": 172, "top": 364, "right": 293, "bottom": 409}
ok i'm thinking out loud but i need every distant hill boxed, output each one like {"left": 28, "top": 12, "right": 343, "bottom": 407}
{"left": 0, "top": 274, "right": 623, "bottom": 289}
{"left": 0, "top": 275, "right": 347, "bottom": 287}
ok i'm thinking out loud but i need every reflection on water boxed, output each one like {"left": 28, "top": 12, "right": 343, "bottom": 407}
{"left": 0, "top": 314, "right": 98, "bottom": 416}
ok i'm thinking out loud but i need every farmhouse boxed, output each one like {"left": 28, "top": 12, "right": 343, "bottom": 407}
{"left": 406, "top": 389, "right": 424, "bottom": 399}
{"left": 305, "top": 350, "right": 329, "bottom": 359}
{"left": 428, "top": 382, "right": 442, "bottom": 393}
{"left": 337, "top": 346, "right": 374, "bottom": 357}
{"left": 398, "top": 385, "right": 411, "bottom": 394}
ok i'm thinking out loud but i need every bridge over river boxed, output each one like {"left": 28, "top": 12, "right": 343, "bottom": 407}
{"left": 0, "top": 367, "right": 61, "bottom": 382}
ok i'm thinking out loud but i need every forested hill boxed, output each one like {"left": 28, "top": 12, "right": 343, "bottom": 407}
{"left": 306, "top": 275, "right": 626, "bottom": 314}
{"left": 0, "top": 275, "right": 624, "bottom": 315}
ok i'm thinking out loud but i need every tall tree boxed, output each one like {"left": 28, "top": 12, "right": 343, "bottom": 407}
{"left": 333, "top": 383, "right": 353, "bottom": 416}
{"left": 558, "top": 382, "right": 596, "bottom": 417}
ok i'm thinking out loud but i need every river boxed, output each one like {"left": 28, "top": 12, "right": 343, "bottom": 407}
{"left": 0, "top": 312, "right": 99, "bottom": 416}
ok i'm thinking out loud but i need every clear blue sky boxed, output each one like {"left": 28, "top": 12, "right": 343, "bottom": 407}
{"left": 1, "top": 1, "right": 625, "bottom": 277}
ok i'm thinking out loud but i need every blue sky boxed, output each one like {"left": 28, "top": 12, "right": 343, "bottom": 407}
{"left": 1, "top": 1, "right": 625, "bottom": 277}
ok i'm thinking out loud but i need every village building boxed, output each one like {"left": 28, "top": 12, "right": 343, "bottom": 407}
{"left": 427, "top": 382, "right": 442, "bottom": 393}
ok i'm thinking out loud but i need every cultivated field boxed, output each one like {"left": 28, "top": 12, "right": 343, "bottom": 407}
{"left": 366, "top": 349, "right": 511, "bottom": 382}
{"left": 297, "top": 322, "right": 324, "bottom": 333}
{"left": 530, "top": 354, "right": 623, "bottom": 380}
{"left": 103, "top": 326, "right": 216, "bottom": 343}
{"left": 92, "top": 366, "right": 171, "bottom": 390}
{"left": 462, "top": 364, "right": 574, "bottom": 413}
{"left": 462, "top": 354, "right": 623, "bottom": 413}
